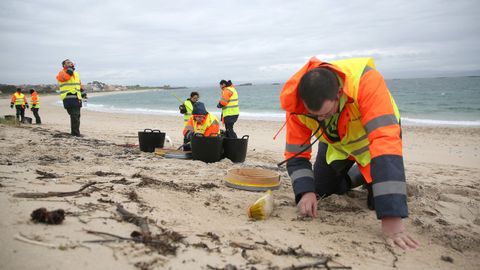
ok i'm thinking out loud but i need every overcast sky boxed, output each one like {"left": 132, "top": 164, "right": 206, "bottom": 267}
{"left": 0, "top": 0, "right": 479, "bottom": 86}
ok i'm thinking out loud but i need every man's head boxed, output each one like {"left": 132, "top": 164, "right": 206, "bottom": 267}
{"left": 62, "top": 59, "right": 74, "bottom": 69}
{"left": 16, "top": 88, "right": 21, "bottom": 93}
{"left": 299, "top": 68, "right": 342, "bottom": 121}
{"left": 190, "top": 91, "right": 199, "bottom": 103}
{"left": 192, "top": 102, "right": 208, "bottom": 122}
{"left": 29, "top": 89, "right": 35, "bottom": 94}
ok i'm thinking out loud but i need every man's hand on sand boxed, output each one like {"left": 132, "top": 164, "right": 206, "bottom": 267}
{"left": 382, "top": 217, "right": 420, "bottom": 250}
{"left": 297, "top": 192, "right": 318, "bottom": 218}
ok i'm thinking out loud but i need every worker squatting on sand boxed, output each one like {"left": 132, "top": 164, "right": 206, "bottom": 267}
{"left": 280, "top": 57, "right": 420, "bottom": 250}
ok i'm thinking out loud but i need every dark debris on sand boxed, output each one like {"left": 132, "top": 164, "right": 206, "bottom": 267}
{"left": 31, "top": 208, "right": 65, "bottom": 224}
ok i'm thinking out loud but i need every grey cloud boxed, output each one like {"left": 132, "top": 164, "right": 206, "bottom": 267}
{"left": 0, "top": 0, "right": 479, "bottom": 86}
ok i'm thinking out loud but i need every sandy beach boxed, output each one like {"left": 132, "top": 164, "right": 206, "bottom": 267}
{"left": 1, "top": 93, "right": 479, "bottom": 269}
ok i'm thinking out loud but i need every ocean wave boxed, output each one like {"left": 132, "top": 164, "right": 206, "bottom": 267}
{"left": 82, "top": 102, "right": 480, "bottom": 127}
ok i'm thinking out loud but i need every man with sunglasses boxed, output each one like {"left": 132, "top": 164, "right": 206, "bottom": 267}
{"left": 280, "top": 57, "right": 419, "bottom": 250}
{"left": 182, "top": 102, "right": 220, "bottom": 150}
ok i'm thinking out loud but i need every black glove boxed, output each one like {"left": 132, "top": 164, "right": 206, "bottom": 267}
{"left": 81, "top": 92, "right": 87, "bottom": 99}
{"left": 25, "top": 104, "right": 29, "bottom": 109}
{"left": 216, "top": 103, "right": 223, "bottom": 108}
{"left": 10, "top": 104, "right": 13, "bottom": 108}
{"left": 179, "top": 104, "right": 187, "bottom": 114}
{"left": 66, "top": 68, "right": 74, "bottom": 76}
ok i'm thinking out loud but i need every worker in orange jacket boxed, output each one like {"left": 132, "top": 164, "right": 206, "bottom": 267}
{"left": 56, "top": 59, "right": 86, "bottom": 136}
{"left": 280, "top": 57, "right": 419, "bottom": 250}
{"left": 29, "top": 89, "right": 42, "bottom": 124}
{"left": 10, "top": 88, "right": 28, "bottom": 122}
{"left": 183, "top": 102, "right": 220, "bottom": 150}
{"left": 217, "top": 80, "right": 239, "bottom": 138}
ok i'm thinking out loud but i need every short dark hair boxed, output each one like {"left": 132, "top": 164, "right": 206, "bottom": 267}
{"left": 190, "top": 91, "right": 199, "bottom": 98}
{"left": 16, "top": 88, "right": 21, "bottom": 92}
{"left": 61, "top": 59, "right": 70, "bottom": 67}
{"left": 30, "top": 89, "right": 35, "bottom": 94}
{"left": 298, "top": 68, "right": 339, "bottom": 111}
{"left": 219, "top": 80, "right": 232, "bottom": 87}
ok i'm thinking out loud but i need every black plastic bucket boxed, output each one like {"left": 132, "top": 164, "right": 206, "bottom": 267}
{"left": 24, "top": 117, "right": 32, "bottom": 124}
{"left": 223, "top": 135, "right": 249, "bottom": 163}
{"left": 138, "top": 129, "right": 166, "bottom": 152}
{"left": 4, "top": 115, "right": 15, "bottom": 121}
{"left": 191, "top": 134, "right": 223, "bottom": 163}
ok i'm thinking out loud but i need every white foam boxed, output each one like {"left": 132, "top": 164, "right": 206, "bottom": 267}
{"left": 82, "top": 102, "right": 480, "bottom": 127}
{"left": 401, "top": 117, "right": 480, "bottom": 127}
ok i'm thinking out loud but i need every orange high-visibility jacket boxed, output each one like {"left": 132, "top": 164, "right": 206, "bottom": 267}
{"left": 11, "top": 92, "right": 27, "bottom": 107}
{"left": 183, "top": 113, "right": 220, "bottom": 137}
{"left": 280, "top": 57, "right": 407, "bottom": 219}
{"left": 31, "top": 91, "right": 40, "bottom": 108}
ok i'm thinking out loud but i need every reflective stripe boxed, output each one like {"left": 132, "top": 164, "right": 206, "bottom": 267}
{"left": 224, "top": 105, "right": 239, "bottom": 109}
{"left": 211, "top": 120, "right": 220, "bottom": 126}
{"left": 221, "top": 98, "right": 229, "bottom": 103}
{"left": 185, "top": 113, "right": 192, "bottom": 116}
{"left": 348, "top": 134, "right": 368, "bottom": 144}
{"left": 361, "top": 66, "right": 373, "bottom": 76}
{"left": 290, "top": 169, "right": 314, "bottom": 182}
{"left": 351, "top": 145, "right": 369, "bottom": 156}
{"left": 185, "top": 126, "right": 194, "bottom": 131}
{"left": 286, "top": 143, "right": 311, "bottom": 153}
{"left": 228, "top": 98, "right": 238, "bottom": 102}
{"left": 365, "top": 114, "right": 398, "bottom": 134}
{"left": 59, "top": 83, "right": 81, "bottom": 86}
{"left": 64, "top": 95, "right": 79, "bottom": 100}
{"left": 372, "top": 181, "right": 406, "bottom": 197}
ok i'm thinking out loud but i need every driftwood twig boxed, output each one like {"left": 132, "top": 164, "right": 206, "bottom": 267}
{"left": 116, "top": 204, "right": 151, "bottom": 241}
{"left": 13, "top": 182, "right": 97, "bottom": 198}
{"left": 14, "top": 233, "right": 57, "bottom": 249}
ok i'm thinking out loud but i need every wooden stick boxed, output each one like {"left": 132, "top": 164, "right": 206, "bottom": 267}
{"left": 116, "top": 204, "right": 151, "bottom": 241}
{"left": 13, "top": 182, "right": 97, "bottom": 198}
{"left": 14, "top": 233, "right": 57, "bottom": 249}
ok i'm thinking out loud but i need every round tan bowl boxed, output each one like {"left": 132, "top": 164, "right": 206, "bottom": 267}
{"left": 224, "top": 168, "right": 281, "bottom": 191}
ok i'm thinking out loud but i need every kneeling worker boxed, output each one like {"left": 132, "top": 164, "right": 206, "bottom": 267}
{"left": 182, "top": 102, "right": 220, "bottom": 150}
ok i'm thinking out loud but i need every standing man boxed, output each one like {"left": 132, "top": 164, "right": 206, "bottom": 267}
{"left": 10, "top": 88, "right": 28, "bottom": 122}
{"left": 29, "top": 88, "right": 42, "bottom": 124}
{"left": 217, "top": 80, "right": 239, "bottom": 138}
{"left": 179, "top": 91, "right": 199, "bottom": 126}
{"left": 56, "top": 59, "right": 86, "bottom": 137}
{"left": 280, "top": 57, "right": 419, "bottom": 250}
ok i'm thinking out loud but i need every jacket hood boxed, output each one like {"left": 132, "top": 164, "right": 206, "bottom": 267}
{"left": 280, "top": 56, "right": 345, "bottom": 114}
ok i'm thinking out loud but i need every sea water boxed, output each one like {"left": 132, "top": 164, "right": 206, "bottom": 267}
{"left": 86, "top": 76, "right": 480, "bottom": 127}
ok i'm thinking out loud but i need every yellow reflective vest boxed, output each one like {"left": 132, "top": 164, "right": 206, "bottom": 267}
{"left": 58, "top": 71, "right": 82, "bottom": 101}
{"left": 296, "top": 58, "right": 400, "bottom": 168}
{"left": 222, "top": 86, "right": 239, "bottom": 117}
{"left": 183, "top": 99, "right": 194, "bottom": 125}
{"left": 12, "top": 93, "right": 26, "bottom": 106}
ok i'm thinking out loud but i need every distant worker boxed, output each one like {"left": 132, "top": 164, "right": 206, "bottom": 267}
{"left": 183, "top": 102, "right": 220, "bottom": 150}
{"left": 280, "top": 57, "right": 419, "bottom": 250}
{"left": 10, "top": 88, "right": 28, "bottom": 122}
{"left": 179, "top": 91, "right": 199, "bottom": 126}
{"left": 56, "top": 59, "right": 87, "bottom": 137}
{"left": 29, "top": 89, "right": 42, "bottom": 124}
{"left": 217, "top": 80, "right": 239, "bottom": 138}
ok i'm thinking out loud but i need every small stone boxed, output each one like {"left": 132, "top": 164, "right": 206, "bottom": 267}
{"left": 441, "top": 255, "right": 454, "bottom": 263}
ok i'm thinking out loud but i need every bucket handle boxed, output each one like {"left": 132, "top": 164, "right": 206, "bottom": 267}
{"left": 242, "top": 135, "right": 249, "bottom": 140}
{"left": 152, "top": 129, "right": 162, "bottom": 133}
{"left": 143, "top": 129, "right": 153, "bottom": 133}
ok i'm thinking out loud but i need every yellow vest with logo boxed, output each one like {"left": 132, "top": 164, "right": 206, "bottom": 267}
{"left": 183, "top": 99, "right": 194, "bottom": 125}
{"left": 222, "top": 86, "right": 239, "bottom": 117}
{"left": 296, "top": 58, "right": 400, "bottom": 167}
{"left": 58, "top": 71, "right": 82, "bottom": 101}
{"left": 194, "top": 113, "right": 219, "bottom": 135}
{"left": 13, "top": 93, "right": 26, "bottom": 106}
